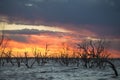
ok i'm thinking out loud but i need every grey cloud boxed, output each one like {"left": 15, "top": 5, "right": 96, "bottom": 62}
{"left": 4, "top": 29, "right": 41, "bottom": 35}
{"left": 2, "top": 29, "right": 82, "bottom": 43}
{"left": 2, "top": 29, "right": 65, "bottom": 42}
{"left": 0, "top": 0, "right": 120, "bottom": 37}
{"left": 8, "top": 34, "right": 29, "bottom": 43}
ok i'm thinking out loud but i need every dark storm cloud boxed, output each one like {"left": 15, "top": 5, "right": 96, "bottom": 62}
{"left": 0, "top": 0, "right": 120, "bottom": 36}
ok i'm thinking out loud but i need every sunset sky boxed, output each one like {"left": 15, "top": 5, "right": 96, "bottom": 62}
{"left": 0, "top": 0, "right": 120, "bottom": 58}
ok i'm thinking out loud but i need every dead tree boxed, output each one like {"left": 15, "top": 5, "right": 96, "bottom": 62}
{"left": 40, "top": 43, "right": 50, "bottom": 66}
{"left": 24, "top": 51, "right": 35, "bottom": 68}
{"left": 77, "top": 40, "right": 91, "bottom": 68}
{"left": 60, "top": 53, "right": 70, "bottom": 66}
{"left": 4, "top": 50, "right": 14, "bottom": 66}
{"left": 59, "top": 43, "right": 70, "bottom": 66}
{"left": 0, "top": 38, "right": 12, "bottom": 66}
{"left": 77, "top": 39, "right": 118, "bottom": 76}
{"left": 77, "top": 39, "right": 110, "bottom": 68}
{"left": 16, "top": 58, "right": 21, "bottom": 67}
{"left": 24, "top": 51, "right": 30, "bottom": 68}
{"left": 24, "top": 49, "right": 41, "bottom": 68}
{"left": 0, "top": 23, "right": 13, "bottom": 67}
{"left": 0, "top": 23, "right": 5, "bottom": 66}
{"left": 15, "top": 53, "right": 21, "bottom": 67}
{"left": 33, "top": 48, "right": 41, "bottom": 65}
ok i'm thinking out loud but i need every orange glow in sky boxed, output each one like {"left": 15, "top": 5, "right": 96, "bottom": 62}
{"left": 0, "top": 23, "right": 120, "bottom": 58}
{"left": 1, "top": 34, "right": 119, "bottom": 58}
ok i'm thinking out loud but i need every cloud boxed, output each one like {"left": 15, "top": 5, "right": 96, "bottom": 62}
{"left": 2, "top": 29, "right": 63, "bottom": 43}
{"left": 109, "top": 40, "right": 120, "bottom": 51}
{"left": 3, "top": 28, "right": 69, "bottom": 36}
{"left": 2, "top": 28, "right": 95, "bottom": 44}
{"left": 0, "top": 0, "right": 120, "bottom": 25}
{"left": 0, "top": 0, "right": 120, "bottom": 37}
{"left": 4, "top": 29, "right": 41, "bottom": 35}
{"left": 7, "top": 34, "right": 29, "bottom": 43}
{"left": 3, "top": 28, "right": 96, "bottom": 38}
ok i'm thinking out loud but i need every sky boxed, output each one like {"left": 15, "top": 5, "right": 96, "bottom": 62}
{"left": 0, "top": 0, "right": 120, "bottom": 58}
